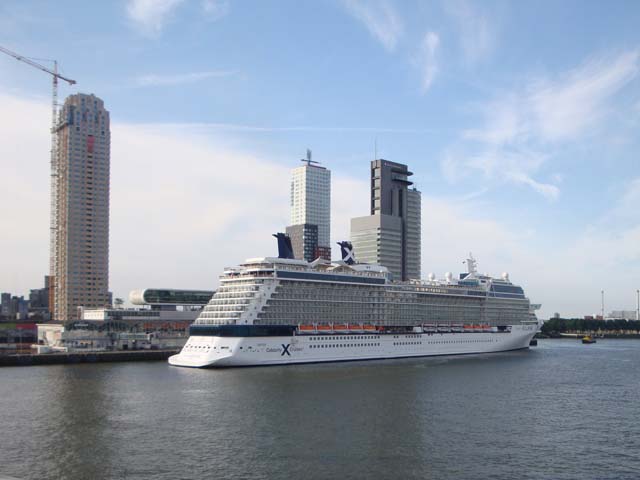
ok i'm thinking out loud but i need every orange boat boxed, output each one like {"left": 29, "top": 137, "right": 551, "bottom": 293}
{"left": 298, "top": 325, "right": 316, "bottom": 334}
{"left": 333, "top": 323, "right": 349, "bottom": 333}
{"left": 349, "top": 324, "right": 364, "bottom": 332}
{"left": 317, "top": 324, "right": 332, "bottom": 333}
{"left": 363, "top": 324, "right": 377, "bottom": 332}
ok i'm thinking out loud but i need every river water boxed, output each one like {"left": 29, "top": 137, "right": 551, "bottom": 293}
{"left": 1, "top": 339, "right": 639, "bottom": 480}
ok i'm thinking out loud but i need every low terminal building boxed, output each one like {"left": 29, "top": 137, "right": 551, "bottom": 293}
{"left": 36, "top": 288, "right": 213, "bottom": 353}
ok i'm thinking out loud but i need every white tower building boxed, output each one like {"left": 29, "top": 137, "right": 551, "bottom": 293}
{"left": 288, "top": 151, "right": 331, "bottom": 260}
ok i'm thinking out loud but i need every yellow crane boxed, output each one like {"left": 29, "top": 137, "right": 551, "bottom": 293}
{"left": 0, "top": 45, "right": 77, "bottom": 303}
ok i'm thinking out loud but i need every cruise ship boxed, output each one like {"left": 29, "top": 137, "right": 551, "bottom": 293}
{"left": 169, "top": 237, "right": 540, "bottom": 368}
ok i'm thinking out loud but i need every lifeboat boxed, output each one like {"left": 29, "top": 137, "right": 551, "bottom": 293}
{"left": 333, "top": 323, "right": 349, "bottom": 333}
{"left": 317, "top": 324, "right": 332, "bottom": 333}
{"left": 437, "top": 324, "right": 451, "bottom": 333}
{"left": 451, "top": 323, "right": 463, "bottom": 333}
{"left": 363, "top": 324, "right": 377, "bottom": 333}
{"left": 423, "top": 323, "right": 437, "bottom": 333}
{"left": 298, "top": 324, "right": 316, "bottom": 334}
{"left": 349, "top": 324, "right": 365, "bottom": 333}
{"left": 481, "top": 324, "right": 492, "bottom": 332}
{"left": 463, "top": 325, "right": 474, "bottom": 332}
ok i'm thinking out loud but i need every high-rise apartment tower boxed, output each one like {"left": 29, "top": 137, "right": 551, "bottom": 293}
{"left": 287, "top": 151, "right": 331, "bottom": 261}
{"left": 52, "top": 93, "right": 110, "bottom": 321}
{"left": 350, "top": 159, "right": 421, "bottom": 281}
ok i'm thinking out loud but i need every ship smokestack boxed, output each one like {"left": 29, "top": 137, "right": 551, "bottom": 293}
{"left": 337, "top": 241, "right": 356, "bottom": 265}
{"left": 273, "top": 233, "right": 295, "bottom": 259}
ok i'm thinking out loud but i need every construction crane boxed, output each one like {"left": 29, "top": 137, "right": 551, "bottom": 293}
{"left": 0, "top": 45, "right": 76, "bottom": 131}
{"left": 0, "top": 45, "right": 77, "bottom": 304}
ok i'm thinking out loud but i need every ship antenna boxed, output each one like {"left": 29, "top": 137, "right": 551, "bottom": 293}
{"left": 466, "top": 253, "right": 477, "bottom": 275}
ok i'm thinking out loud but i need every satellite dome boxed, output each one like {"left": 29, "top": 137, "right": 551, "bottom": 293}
{"left": 445, "top": 272, "right": 453, "bottom": 282}
{"left": 428, "top": 273, "right": 436, "bottom": 281}
{"left": 502, "top": 272, "right": 510, "bottom": 281}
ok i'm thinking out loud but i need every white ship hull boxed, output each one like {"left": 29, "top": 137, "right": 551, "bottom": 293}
{"left": 168, "top": 324, "right": 539, "bottom": 368}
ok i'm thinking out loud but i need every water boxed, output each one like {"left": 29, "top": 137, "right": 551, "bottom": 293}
{"left": 1, "top": 339, "right": 639, "bottom": 480}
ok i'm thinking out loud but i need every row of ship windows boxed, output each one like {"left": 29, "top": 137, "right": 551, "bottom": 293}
{"left": 310, "top": 343, "right": 378, "bottom": 349}
{"left": 310, "top": 336, "right": 377, "bottom": 341}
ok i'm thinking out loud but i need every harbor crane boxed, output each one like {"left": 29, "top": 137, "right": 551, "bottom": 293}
{"left": 0, "top": 45, "right": 77, "bottom": 299}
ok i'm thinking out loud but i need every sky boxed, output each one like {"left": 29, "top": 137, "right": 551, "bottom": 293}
{"left": 1, "top": 0, "right": 639, "bottom": 318}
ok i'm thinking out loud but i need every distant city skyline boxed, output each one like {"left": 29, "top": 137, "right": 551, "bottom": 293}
{"left": 1, "top": 1, "right": 640, "bottom": 318}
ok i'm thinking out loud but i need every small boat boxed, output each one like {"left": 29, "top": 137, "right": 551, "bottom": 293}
{"left": 451, "top": 323, "right": 463, "bottom": 333}
{"left": 463, "top": 325, "right": 474, "bottom": 333}
{"left": 423, "top": 323, "right": 437, "bottom": 333}
{"left": 349, "top": 324, "right": 364, "bottom": 333}
{"left": 317, "top": 324, "right": 332, "bottom": 333}
{"left": 298, "top": 324, "right": 316, "bottom": 334}
{"left": 582, "top": 335, "right": 596, "bottom": 344}
{"left": 333, "top": 323, "right": 349, "bottom": 333}
{"left": 437, "top": 324, "right": 451, "bottom": 333}
{"left": 363, "top": 324, "right": 377, "bottom": 333}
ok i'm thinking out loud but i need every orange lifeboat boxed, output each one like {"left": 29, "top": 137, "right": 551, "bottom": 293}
{"left": 317, "top": 324, "right": 332, "bottom": 333}
{"left": 333, "top": 323, "right": 349, "bottom": 333}
{"left": 349, "top": 324, "right": 364, "bottom": 333}
{"left": 363, "top": 324, "right": 377, "bottom": 332}
{"left": 298, "top": 325, "right": 316, "bottom": 334}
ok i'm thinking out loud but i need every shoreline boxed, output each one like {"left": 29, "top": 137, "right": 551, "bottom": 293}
{"left": 0, "top": 349, "right": 178, "bottom": 367}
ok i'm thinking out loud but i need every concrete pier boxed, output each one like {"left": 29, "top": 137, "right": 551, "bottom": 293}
{"left": 0, "top": 349, "right": 178, "bottom": 367}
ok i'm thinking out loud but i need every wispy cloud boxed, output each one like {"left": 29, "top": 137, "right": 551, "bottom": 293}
{"left": 126, "top": 0, "right": 229, "bottom": 36}
{"left": 201, "top": 0, "right": 229, "bottom": 20}
{"left": 442, "top": 49, "right": 640, "bottom": 199}
{"left": 126, "top": 0, "right": 186, "bottom": 36}
{"left": 135, "top": 70, "right": 235, "bottom": 87}
{"left": 131, "top": 122, "right": 439, "bottom": 133}
{"left": 529, "top": 51, "right": 640, "bottom": 141}
{"left": 416, "top": 31, "right": 440, "bottom": 93}
{"left": 444, "top": 0, "right": 495, "bottom": 65}
{"left": 342, "top": 0, "right": 403, "bottom": 52}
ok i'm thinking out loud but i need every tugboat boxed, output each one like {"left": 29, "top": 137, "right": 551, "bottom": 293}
{"left": 582, "top": 335, "right": 596, "bottom": 344}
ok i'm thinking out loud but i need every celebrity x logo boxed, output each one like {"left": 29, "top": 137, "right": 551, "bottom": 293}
{"left": 281, "top": 344, "right": 291, "bottom": 356}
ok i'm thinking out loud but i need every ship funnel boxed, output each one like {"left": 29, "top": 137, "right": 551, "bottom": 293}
{"left": 273, "top": 233, "right": 295, "bottom": 259}
{"left": 337, "top": 241, "right": 356, "bottom": 265}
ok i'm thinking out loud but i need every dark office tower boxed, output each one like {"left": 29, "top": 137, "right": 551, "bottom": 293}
{"left": 351, "top": 160, "right": 421, "bottom": 281}
{"left": 286, "top": 224, "right": 319, "bottom": 263}
{"left": 52, "top": 93, "right": 110, "bottom": 321}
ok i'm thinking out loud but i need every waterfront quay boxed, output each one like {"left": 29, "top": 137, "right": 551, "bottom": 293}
{"left": 0, "top": 349, "right": 178, "bottom": 367}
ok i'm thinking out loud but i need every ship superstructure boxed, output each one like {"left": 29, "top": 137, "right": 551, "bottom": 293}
{"left": 169, "top": 240, "right": 540, "bottom": 368}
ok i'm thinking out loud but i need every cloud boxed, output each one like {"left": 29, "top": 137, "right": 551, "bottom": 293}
{"left": 0, "top": 93, "right": 368, "bottom": 303}
{"left": 130, "top": 122, "right": 437, "bottom": 133}
{"left": 444, "top": 0, "right": 495, "bottom": 64}
{"left": 135, "top": 70, "right": 235, "bottom": 87}
{"left": 416, "top": 31, "right": 440, "bottom": 93}
{"left": 2, "top": 92, "right": 638, "bottom": 319}
{"left": 442, "top": 49, "right": 640, "bottom": 199}
{"left": 342, "top": 0, "right": 403, "bottom": 52}
{"left": 126, "top": 0, "right": 186, "bottom": 36}
{"left": 529, "top": 50, "right": 640, "bottom": 141}
{"left": 201, "top": 0, "right": 229, "bottom": 20}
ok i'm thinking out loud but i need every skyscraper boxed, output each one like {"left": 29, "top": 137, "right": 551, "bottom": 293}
{"left": 287, "top": 152, "right": 331, "bottom": 261}
{"left": 52, "top": 93, "right": 110, "bottom": 321}
{"left": 350, "top": 159, "right": 421, "bottom": 281}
